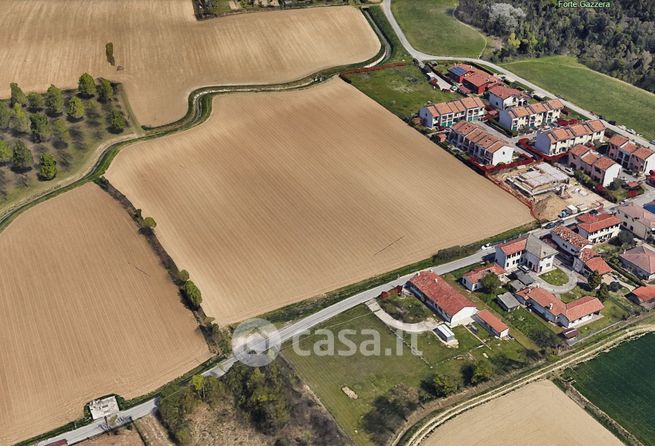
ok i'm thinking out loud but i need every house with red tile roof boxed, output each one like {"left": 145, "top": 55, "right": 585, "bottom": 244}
{"left": 448, "top": 121, "right": 514, "bottom": 166}
{"left": 407, "top": 271, "right": 478, "bottom": 326}
{"left": 474, "top": 309, "right": 509, "bottom": 338}
{"left": 607, "top": 134, "right": 655, "bottom": 176}
{"left": 534, "top": 120, "right": 606, "bottom": 156}
{"left": 516, "top": 287, "right": 604, "bottom": 328}
{"left": 447, "top": 64, "right": 500, "bottom": 94}
{"left": 461, "top": 264, "right": 506, "bottom": 291}
{"left": 573, "top": 248, "right": 613, "bottom": 277}
{"left": 568, "top": 144, "right": 621, "bottom": 187}
{"left": 550, "top": 225, "right": 591, "bottom": 256}
{"left": 495, "top": 234, "right": 556, "bottom": 273}
{"left": 576, "top": 212, "right": 621, "bottom": 244}
{"left": 448, "top": 64, "right": 476, "bottom": 83}
{"left": 498, "top": 99, "right": 564, "bottom": 132}
{"left": 628, "top": 285, "right": 655, "bottom": 309}
{"left": 419, "top": 97, "right": 485, "bottom": 129}
{"left": 620, "top": 245, "right": 655, "bottom": 281}
{"left": 615, "top": 204, "right": 655, "bottom": 240}
{"left": 487, "top": 85, "right": 528, "bottom": 110}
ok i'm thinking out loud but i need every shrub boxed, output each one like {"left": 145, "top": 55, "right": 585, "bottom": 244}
{"left": 109, "top": 110, "right": 126, "bottom": 133}
{"left": 183, "top": 280, "right": 203, "bottom": 309}
{"left": 38, "top": 153, "right": 57, "bottom": 180}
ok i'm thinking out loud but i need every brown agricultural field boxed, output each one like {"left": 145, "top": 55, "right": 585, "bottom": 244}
{"left": 106, "top": 78, "right": 532, "bottom": 325}
{"left": 0, "top": 1, "right": 380, "bottom": 127}
{"left": 423, "top": 380, "right": 622, "bottom": 446}
{"left": 0, "top": 184, "right": 210, "bottom": 445}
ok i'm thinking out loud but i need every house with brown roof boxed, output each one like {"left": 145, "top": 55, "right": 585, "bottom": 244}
{"left": 620, "top": 245, "right": 655, "bottom": 281}
{"left": 576, "top": 212, "right": 621, "bottom": 244}
{"left": 494, "top": 234, "right": 556, "bottom": 273}
{"left": 551, "top": 225, "right": 591, "bottom": 256}
{"left": 419, "top": 97, "right": 486, "bottom": 129}
{"left": 487, "top": 85, "right": 528, "bottom": 110}
{"left": 516, "top": 287, "right": 604, "bottom": 328}
{"left": 628, "top": 285, "right": 655, "bottom": 309}
{"left": 607, "top": 134, "right": 655, "bottom": 176}
{"left": 534, "top": 120, "right": 606, "bottom": 156}
{"left": 448, "top": 121, "right": 514, "bottom": 166}
{"left": 568, "top": 144, "right": 621, "bottom": 187}
{"left": 474, "top": 309, "right": 509, "bottom": 338}
{"left": 615, "top": 205, "right": 655, "bottom": 240}
{"left": 572, "top": 248, "right": 613, "bottom": 277}
{"left": 498, "top": 99, "right": 564, "bottom": 132}
{"left": 461, "top": 264, "right": 506, "bottom": 291}
{"left": 407, "top": 271, "right": 478, "bottom": 326}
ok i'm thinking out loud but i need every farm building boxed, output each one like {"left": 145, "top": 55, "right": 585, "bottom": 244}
{"left": 620, "top": 245, "right": 655, "bottom": 281}
{"left": 576, "top": 212, "right": 621, "bottom": 244}
{"left": 567, "top": 145, "right": 620, "bottom": 187}
{"left": 487, "top": 85, "right": 527, "bottom": 110}
{"left": 516, "top": 287, "right": 604, "bottom": 328}
{"left": 498, "top": 99, "right": 563, "bottom": 132}
{"left": 494, "top": 234, "right": 556, "bottom": 273}
{"left": 615, "top": 205, "right": 655, "bottom": 240}
{"left": 461, "top": 264, "right": 505, "bottom": 291}
{"left": 550, "top": 225, "right": 592, "bottom": 256}
{"left": 419, "top": 97, "right": 485, "bottom": 129}
{"left": 507, "top": 162, "right": 569, "bottom": 196}
{"left": 628, "top": 285, "right": 655, "bottom": 309}
{"left": 407, "top": 271, "right": 478, "bottom": 327}
{"left": 448, "top": 121, "right": 514, "bottom": 166}
{"left": 607, "top": 134, "right": 655, "bottom": 176}
{"left": 88, "top": 396, "right": 119, "bottom": 420}
{"left": 474, "top": 309, "right": 509, "bottom": 338}
{"left": 534, "top": 120, "right": 606, "bottom": 156}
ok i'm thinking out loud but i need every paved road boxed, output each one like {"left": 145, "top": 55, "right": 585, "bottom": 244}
{"left": 382, "top": 0, "right": 654, "bottom": 148}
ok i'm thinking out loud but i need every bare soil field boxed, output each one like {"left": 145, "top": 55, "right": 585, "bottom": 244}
{"left": 106, "top": 78, "right": 532, "bottom": 325}
{"left": 0, "top": 184, "right": 210, "bottom": 445}
{"left": 0, "top": 1, "right": 380, "bottom": 127}
{"left": 423, "top": 380, "right": 622, "bottom": 446}
{"left": 79, "top": 429, "right": 143, "bottom": 446}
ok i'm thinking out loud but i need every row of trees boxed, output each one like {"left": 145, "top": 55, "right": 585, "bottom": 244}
{"left": 0, "top": 139, "right": 56, "bottom": 179}
{"left": 456, "top": 0, "right": 655, "bottom": 92}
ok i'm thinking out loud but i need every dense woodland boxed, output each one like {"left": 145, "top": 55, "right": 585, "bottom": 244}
{"left": 456, "top": 0, "right": 655, "bottom": 92}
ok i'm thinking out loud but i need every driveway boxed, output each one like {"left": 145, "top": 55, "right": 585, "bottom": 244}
{"left": 531, "top": 263, "right": 580, "bottom": 294}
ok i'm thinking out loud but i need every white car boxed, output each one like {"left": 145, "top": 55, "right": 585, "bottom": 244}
{"left": 481, "top": 243, "right": 493, "bottom": 250}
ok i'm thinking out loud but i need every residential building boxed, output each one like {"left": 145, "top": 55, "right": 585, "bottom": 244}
{"left": 607, "top": 134, "right": 655, "bottom": 176}
{"left": 516, "top": 287, "right": 604, "bottom": 328}
{"left": 551, "top": 225, "right": 591, "bottom": 256}
{"left": 628, "top": 285, "right": 655, "bottom": 309}
{"left": 448, "top": 121, "right": 514, "bottom": 166}
{"left": 572, "top": 248, "right": 613, "bottom": 277}
{"left": 419, "top": 97, "right": 485, "bottom": 129}
{"left": 497, "top": 292, "right": 521, "bottom": 312}
{"left": 407, "top": 271, "right": 478, "bottom": 326}
{"left": 507, "top": 162, "right": 569, "bottom": 196}
{"left": 576, "top": 212, "right": 621, "bottom": 244}
{"left": 447, "top": 64, "right": 500, "bottom": 94}
{"left": 461, "top": 264, "right": 505, "bottom": 291}
{"left": 474, "top": 309, "right": 509, "bottom": 338}
{"left": 567, "top": 144, "right": 621, "bottom": 187}
{"left": 448, "top": 64, "right": 476, "bottom": 83}
{"left": 620, "top": 245, "right": 655, "bottom": 281}
{"left": 494, "top": 234, "right": 556, "bottom": 273}
{"left": 498, "top": 99, "right": 564, "bottom": 132}
{"left": 487, "top": 85, "right": 527, "bottom": 110}
{"left": 615, "top": 205, "right": 655, "bottom": 240}
{"left": 534, "top": 120, "right": 606, "bottom": 156}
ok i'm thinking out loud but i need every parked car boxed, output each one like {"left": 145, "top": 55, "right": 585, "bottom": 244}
{"left": 481, "top": 243, "right": 493, "bottom": 250}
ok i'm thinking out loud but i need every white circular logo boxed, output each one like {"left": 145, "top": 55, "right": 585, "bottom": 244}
{"left": 231, "top": 318, "right": 281, "bottom": 367}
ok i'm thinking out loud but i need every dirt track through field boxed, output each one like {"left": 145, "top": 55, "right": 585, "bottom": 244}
{"left": 0, "top": 184, "right": 210, "bottom": 445}
{"left": 106, "top": 78, "right": 532, "bottom": 325}
{"left": 423, "top": 380, "right": 622, "bottom": 446}
{"left": 0, "top": 1, "right": 380, "bottom": 126}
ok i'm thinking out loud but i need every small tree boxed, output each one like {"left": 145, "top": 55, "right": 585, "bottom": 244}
{"left": 191, "top": 374, "right": 205, "bottom": 399}
{"left": 587, "top": 270, "right": 602, "bottom": 291}
{"left": 11, "top": 140, "right": 33, "bottom": 172}
{"left": 141, "top": 216, "right": 157, "bottom": 230}
{"left": 470, "top": 359, "right": 494, "bottom": 385}
{"left": 38, "top": 153, "right": 57, "bottom": 180}
{"left": 0, "top": 140, "right": 11, "bottom": 164}
{"left": 45, "top": 85, "right": 64, "bottom": 115}
{"left": 109, "top": 110, "right": 126, "bottom": 133}
{"left": 432, "top": 372, "right": 459, "bottom": 397}
{"left": 0, "top": 102, "right": 10, "bottom": 129}
{"left": 30, "top": 113, "right": 51, "bottom": 142}
{"left": 98, "top": 79, "right": 114, "bottom": 103}
{"left": 183, "top": 280, "right": 203, "bottom": 309}
{"left": 78, "top": 73, "right": 97, "bottom": 98}
{"left": 27, "top": 92, "right": 45, "bottom": 111}
{"left": 597, "top": 283, "right": 610, "bottom": 301}
{"left": 9, "top": 82, "right": 27, "bottom": 107}
{"left": 480, "top": 273, "right": 501, "bottom": 294}
{"left": 67, "top": 96, "right": 84, "bottom": 120}
{"left": 617, "top": 229, "right": 634, "bottom": 246}
{"left": 176, "top": 269, "right": 190, "bottom": 283}
{"left": 11, "top": 103, "right": 29, "bottom": 133}
{"left": 52, "top": 119, "right": 70, "bottom": 144}
{"left": 105, "top": 42, "right": 115, "bottom": 66}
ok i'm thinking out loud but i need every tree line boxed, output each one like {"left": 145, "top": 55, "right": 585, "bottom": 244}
{"left": 456, "top": 0, "right": 655, "bottom": 92}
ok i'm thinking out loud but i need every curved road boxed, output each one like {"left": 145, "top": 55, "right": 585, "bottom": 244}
{"left": 382, "top": 0, "right": 654, "bottom": 148}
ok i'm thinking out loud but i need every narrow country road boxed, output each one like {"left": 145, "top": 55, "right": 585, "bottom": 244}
{"left": 382, "top": 0, "right": 654, "bottom": 148}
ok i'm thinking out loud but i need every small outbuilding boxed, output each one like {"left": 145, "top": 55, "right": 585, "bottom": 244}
{"left": 497, "top": 292, "right": 521, "bottom": 312}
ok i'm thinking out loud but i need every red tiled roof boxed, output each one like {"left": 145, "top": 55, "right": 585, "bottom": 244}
{"left": 424, "top": 97, "right": 485, "bottom": 118}
{"left": 593, "top": 156, "right": 618, "bottom": 171}
{"left": 632, "top": 147, "right": 655, "bottom": 161}
{"left": 577, "top": 213, "right": 621, "bottom": 234}
{"left": 497, "top": 237, "right": 528, "bottom": 256}
{"left": 409, "top": 271, "right": 476, "bottom": 317}
{"left": 476, "top": 309, "right": 508, "bottom": 334}
{"left": 621, "top": 245, "right": 655, "bottom": 275}
{"left": 632, "top": 286, "right": 655, "bottom": 303}
{"left": 564, "top": 296, "right": 604, "bottom": 321}
{"left": 464, "top": 71, "right": 497, "bottom": 88}
{"left": 551, "top": 225, "right": 590, "bottom": 250}
{"left": 584, "top": 256, "right": 612, "bottom": 275}
{"left": 488, "top": 85, "right": 522, "bottom": 100}
{"left": 450, "top": 121, "right": 510, "bottom": 154}
{"left": 517, "top": 287, "right": 566, "bottom": 315}
{"left": 569, "top": 144, "right": 591, "bottom": 158}
{"left": 608, "top": 133, "right": 629, "bottom": 147}
{"left": 462, "top": 264, "right": 505, "bottom": 284}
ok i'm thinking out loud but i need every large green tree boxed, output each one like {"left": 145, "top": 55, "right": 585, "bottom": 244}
{"left": 98, "top": 79, "right": 114, "bottom": 103}
{"left": 0, "top": 102, "right": 10, "bottom": 129}
{"left": 67, "top": 96, "right": 84, "bottom": 120}
{"left": 183, "top": 280, "right": 202, "bottom": 309}
{"left": 78, "top": 73, "right": 97, "bottom": 98}
{"left": 0, "top": 140, "right": 11, "bottom": 164}
{"left": 30, "top": 113, "right": 51, "bottom": 142}
{"left": 11, "top": 103, "right": 29, "bottom": 133}
{"left": 9, "top": 82, "right": 27, "bottom": 106}
{"left": 45, "top": 85, "right": 64, "bottom": 115}
{"left": 11, "top": 140, "right": 33, "bottom": 171}
{"left": 27, "top": 92, "right": 45, "bottom": 111}
{"left": 109, "top": 110, "right": 126, "bottom": 133}
{"left": 38, "top": 153, "right": 57, "bottom": 180}
{"left": 52, "top": 119, "right": 70, "bottom": 144}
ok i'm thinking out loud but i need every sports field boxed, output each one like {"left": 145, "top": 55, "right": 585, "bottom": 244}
{"left": 0, "top": 184, "right": 210, "bottom": 445}
{"left": 424, "top": 380, "right": 622, "bottom": 446}
{"left": 569, "top": 333, "right": 655, "bottom": 444}
{"left": 501, "top": 56, "right": 655, "bottom": 140}
{"left": 391, "top": 0, "right": 486, "bottom": 57}
{"left": 106, "top": 78, "right": 532, "bottom": 325}
{"left": 0, "top": 2, "right": 380, "bottom": 126}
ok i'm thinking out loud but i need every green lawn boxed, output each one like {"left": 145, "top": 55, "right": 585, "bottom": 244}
{"left": 378, "top": 289, "right": 434, "bottom": 323}
{"left": 367, "top": 5, "right": 410, "bottom": 63}
{"left": 500, "top": 56, "right": 655, "bottom": 140}
{"left": 567, "top": 333, "right": 655, "bottom": 444}
{"left": 284, "top": 304, "right": 526, "bottom": 446}
{"left": 539, "top": 268, "right": 569, "bottom": 286}
{"left": 391, "top": 0, "right": 487, "bottom": 57}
